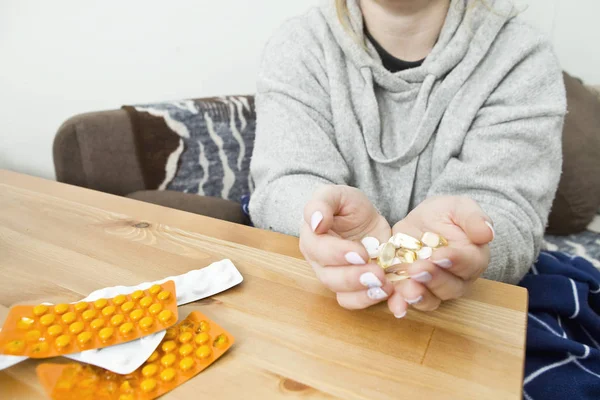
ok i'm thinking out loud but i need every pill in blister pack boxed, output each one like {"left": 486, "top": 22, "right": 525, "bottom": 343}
{"left": 66, "top": 259, "right": 243, "bottom": 374}
{"left": 0, "top": 259, "right": 243, "bottom": 373}
{"left": 0, "top": 329, "right": 26, "bottom": 370}
{"left": 0, "top": 281, "right": 178, "bottom": 358}
{"left": 37, "top": 311, "right": 234, "bottom": 400}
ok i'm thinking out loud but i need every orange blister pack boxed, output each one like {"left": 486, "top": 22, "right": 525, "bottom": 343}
{"left": 0, "top": 281, "right": 178, "bottom": 358}
{"left": 36, "top": 311, "right": 234, "bottom": 400}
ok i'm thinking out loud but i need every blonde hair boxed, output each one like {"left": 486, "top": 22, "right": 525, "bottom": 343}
{"left": 335, "top": 0, "right": 366, "bottom": 46}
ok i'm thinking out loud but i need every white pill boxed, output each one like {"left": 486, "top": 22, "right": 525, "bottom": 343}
{"left": 390, "top": 233, "right": 422, "bottom": 250}
{"left": 361, "top": 236, "right": 381, "bottom": 259}
{"left": 391, "top": 257, "right": 403, "bottom": 266}
{"left": 421, "top": 232, "right": 441, "bottom": 248}
{"left": 417, "top": 246, "right": 433, "bottom": 260}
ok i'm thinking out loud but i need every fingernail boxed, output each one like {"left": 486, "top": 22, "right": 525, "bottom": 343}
{"left": 311, "top": 211, "right": 323, "bottom": 232}
{"left": 367, "top": 287, "right": 388, "bottom": 300}
{"left": 394, "top": 310, "right": 407, "bottom": 319}
{"left": 359, "top": 272, "right": 382, "bottom": 288}
{"left": 412, "top": 271, "right": 432, "bottom": 283}
{"left": 485, "top": 221, "right": 495, "bottom": 241}
{"left": 405, "top": 296, "right": 423, "bottom": 305}
{"left": 433, "top": 259, "right": 452, "bottom": 269}
{"left": 345, "top": 252, "right": 366, "bottom": 265}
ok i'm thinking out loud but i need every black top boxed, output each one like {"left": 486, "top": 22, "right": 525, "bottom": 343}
{"left": 365, "top": 30, "right": 424, "bottom": 73}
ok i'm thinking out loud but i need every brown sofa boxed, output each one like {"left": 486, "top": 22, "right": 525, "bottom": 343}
{"left": 53, "top": 76, "right": 600, "bottom": 234}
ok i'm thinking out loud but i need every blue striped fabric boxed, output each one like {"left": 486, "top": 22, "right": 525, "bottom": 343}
{"left": 133, "top": 97, "right": 256, "bottom": 204}
{"left": 520, "top": 251, "right": 600, "bottom": 399}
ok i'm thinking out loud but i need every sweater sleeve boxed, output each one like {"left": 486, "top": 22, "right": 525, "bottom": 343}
{"left": 249, "top": 20, "right": 350, "bottom": 235}
{"left": 427, "top": 39, "right": 567, "bottom": 284}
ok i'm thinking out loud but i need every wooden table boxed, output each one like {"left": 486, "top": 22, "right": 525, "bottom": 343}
{"left": 0, "top": 170, "right": 528, "bottom": 399}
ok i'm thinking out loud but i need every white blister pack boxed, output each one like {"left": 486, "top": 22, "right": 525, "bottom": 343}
{"left": 0, "top": 259, "right": 243, "bottom": 373}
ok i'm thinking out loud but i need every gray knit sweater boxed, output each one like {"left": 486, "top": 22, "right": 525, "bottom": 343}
{"left": 249, "top": 0, "right": 566, "bottom": 284}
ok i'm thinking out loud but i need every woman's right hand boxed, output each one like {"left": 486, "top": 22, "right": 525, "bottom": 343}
{"left": 300, "top": 185, "right": 394, "bottom": 310}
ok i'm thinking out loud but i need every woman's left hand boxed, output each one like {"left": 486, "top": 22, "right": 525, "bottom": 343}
{"left": 386, "top": 196, "right": 495, "bottom": 318}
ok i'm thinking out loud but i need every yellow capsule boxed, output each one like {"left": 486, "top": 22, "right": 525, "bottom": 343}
{"left": 113, "top": 294, "right": 127, "bottom": 306}
{"left": 102, "top": 305, "right": 116, "bottom": 317}
{"left": 179, "top": 332, "right": 193, "bottom": 343}
{"left": 139, "top": 316, "right": 154, "bottom": 330}
{"left": 195, "top": 345, "right": 212, "bottom": 360}
{"left": 396, "top": 248, "right": 417, "bottom": 264}
{"left": 82, "top": 309, "right": 97, "bottom": 321}
{"left": 99, "top": 327, "right": 114, "bottom": 342}
{"left": 31, "top": 341, "right": 49, "bottom": 354}
{"left": 194, "top": 332, "right": 210, "bottom": 345}
{"left": 179, "top": 343, "right": 194, "bottom": 357}
{"left": 161, "top": 367, "right": 177, "bottom": 381}
{"left": 47, "top": 324, "right": 63, "bottom": 337}
{"left": 129, "top": 309, "right": 144, "bottom": 322}
{"left": 197, "top": 320, "right": 210, "bottom": 333}
{"left": 119, "top": 381, "right": 132, "bottom": 393}
{"left": 120, "top": 301, "right": 135, "bottom": 313}
{"left": 25, "top": 329, "right": 42, "bottom": 342}
{"left": 139, "top": 296, "right": 153, "bottom": 308}
{"left": 142, "top": 363, "right": 158, "bottom": 377}
{"left": 147, "top": 350, "right": 159, "bottom": 362}
{"left": 69, "top": 321, "right": 85, "bottom": 335}
{"left": 90, "top": 318, "right": 105, "bottom": 330}
{"left": 165, "top": 327, "right": 177, "bottom": 340}
{"left": 161, "top": 353, "right": 176, "bottom": 367}
{"left": 149, "top": 284, "right": 162, "bottom": 295}
{"left": 74, "top": 302, "right": 89, "bottom": 312}
{"left": 148, "top": 303, "right": 162, "bottom": 315}
{"left": 158, "top": 310, "right": 173, "bottom": 324}
{"left": 162, "top": 340, "right": 177, "bottom": 353}
{"left": 94, "top": 298, "right": 108, "bottom": 309}
{"left": 33, "top": 304, "right": 49, "bottom": 316}
{"left": 55, "top": 334, "right": 71, "bottom": 349}
{"left": 157, "top": 290, "right": 171, "bottom": 301}
{"left": 179, "top": 357, "right": 194, "bottom": 372}
{"left": 140, "top": 378, "right": 157, "bottom": 393}
{"left": 4, "top": 340, "right": 25, "bottom": 355}
{"left": 77, "top": 331, "right": 93, "bottom": 346}
{"left": 110, "top": 314, "right": 125, "bottom": 326}
{"left": 213, "top": 334, "right": 229, "bottom": 348}
{"left": 40, "top": 313, "right": 55, "bottom": 326}
{"left": 54, "top": 303, "right": 69, "bottom": 315}
{"left": 17, "top": 317, "right": 35, "bottom": 330}
{"left": 131, "top": 290, "right": 144, "bottom": 301}
{"left": 61, "top": 311, "right": 77, "bottom": 324}
{"left": 119, "top": 395, "right": 134, "bottom": 400}
{"left": 377, "top": 242, "right": 396, "bottom": 269}
{"left": 119, "top": 322, "right": 134, "bottom": 336}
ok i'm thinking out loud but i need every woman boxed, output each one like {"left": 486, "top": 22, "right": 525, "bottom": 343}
{"left": 249, "top": 0, "right": 566, "bottom": 318}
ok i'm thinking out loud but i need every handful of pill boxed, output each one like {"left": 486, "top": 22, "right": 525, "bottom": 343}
{"left": 36, "top": 311, "right": 234, "bottom": 400}
{"left": 0, "top": 281, "right": 178, "bottom": 358}
{"left": 361, "top": 232, "right": 448, "bottom": 282}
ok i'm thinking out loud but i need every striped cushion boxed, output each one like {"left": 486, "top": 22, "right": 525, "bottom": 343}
{"left": 126, "top": 96, "right": 256, "bottom": 204}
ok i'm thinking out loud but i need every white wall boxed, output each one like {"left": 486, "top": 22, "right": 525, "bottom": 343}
{"left": 1, "top": 0, "right": 599, "bottom": 180}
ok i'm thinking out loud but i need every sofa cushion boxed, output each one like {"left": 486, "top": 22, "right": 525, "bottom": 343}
{"left": 126, "top": 190, "right": 250, "bottom": 225}
{"left": 122, "top": 96, "right": 256, "bottom": 204}
{"left": 546, "top": 73, "right": 600, "bottom": 235}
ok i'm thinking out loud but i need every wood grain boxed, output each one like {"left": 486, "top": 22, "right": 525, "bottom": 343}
{"left": 0, "top": 170, "right": 528, "bottom": 399}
